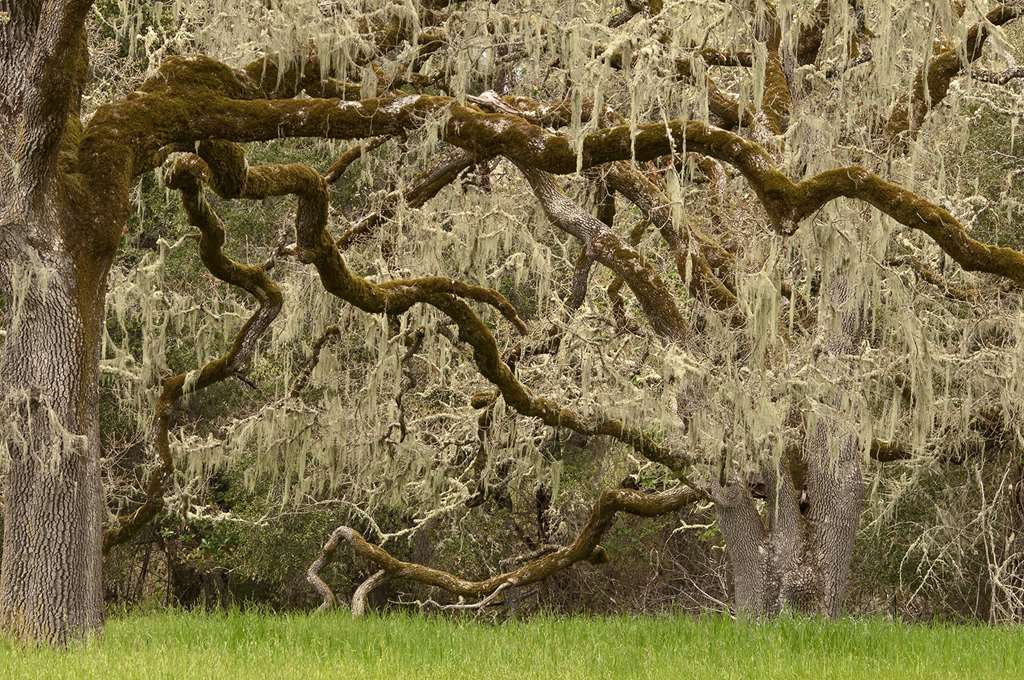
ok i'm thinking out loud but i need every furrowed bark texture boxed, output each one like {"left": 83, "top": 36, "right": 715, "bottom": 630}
{"left": 0, "top": 1, "right": 114, "bottom": 645}
{"left": 0, "top": 259, "right": 108, "bottom": 643}
{"left": 798, "top": 270, "right": 866, "bottom": 617}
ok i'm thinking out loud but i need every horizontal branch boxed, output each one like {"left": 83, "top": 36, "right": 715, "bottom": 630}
{"left": 177, "top": 138, "right": 698, "bottom": 479}
{"left": 972, "top": 65, "right": 1024, "bottom": 85}
{"left": 80, "top": 53, "right": 1024, "bottom": 308}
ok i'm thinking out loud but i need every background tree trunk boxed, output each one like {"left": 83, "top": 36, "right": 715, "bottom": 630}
{"left": 800, "top": 268, "right": 866, "bottom": 617}
{"left": 717, "top": 254, "right": 866, "bottom": 618}
{"left": 713, "top": 482, "right": 775, "bottom": 616}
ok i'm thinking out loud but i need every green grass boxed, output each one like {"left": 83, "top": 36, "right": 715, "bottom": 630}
{"left": 1, "top": 611, "right": 1022, "bottom": 679}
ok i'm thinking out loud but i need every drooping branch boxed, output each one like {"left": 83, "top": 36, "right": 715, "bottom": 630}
{"left": 308, "top": 485, "right": 701, "bottom": 609}
{"left": 789, "top": 166, "right": 1024, "bottom": 285}
{"left": 182, "top": 139, "right": 698, "bottom": 479}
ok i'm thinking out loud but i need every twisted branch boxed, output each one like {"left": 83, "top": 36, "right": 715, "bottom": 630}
{"left": 103, "top": 151, "right": 284, "bottom": 552}
{"left": 886, "top": 3, "right": 1024, "bottom": 138}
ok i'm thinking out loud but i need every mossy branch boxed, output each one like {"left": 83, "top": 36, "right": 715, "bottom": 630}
{"left": 176, "top": 136, "right": 698, "bottom": 481}
{"left": 886, "top": 3, "right": 1024, "bottom": 139}
{"left": 103, "top": 150, "right": 285, "bottom": 553}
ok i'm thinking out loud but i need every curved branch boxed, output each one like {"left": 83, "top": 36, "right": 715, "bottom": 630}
{"left": 307, "top": 524, "right": 349, "bottom": 612}
{"left": 351, "top": 570, "right": 389, "bottom": 617}
{"left": 81, "top": 54, "right": 1024, "bottom": 318}
{"left": 791, "top": 167, "right": 1024, "bottom": 285}
{"left": 310, "top": 485, "right": 701, "bottom": 605}
{"left": 324, "top": 137, "right": 388, "bottom": 185}
{"left": 183, "top": 139, "right": 697, "bottom": 479}
{"left": 103, "top": 152, "right": 285, "bottom": 553}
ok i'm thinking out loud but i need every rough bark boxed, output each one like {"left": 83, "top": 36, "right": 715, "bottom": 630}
{"left": 798, "top": 269, "right": 867, "bottom": 617}
{"left": 713, "top": 482, "right": 773, "bottom": 615}
{"left": 0, "top": 0, "right": 115, "bottom": 646}
{"left": 0, "top": 251, "right": 109, "bottom": 644}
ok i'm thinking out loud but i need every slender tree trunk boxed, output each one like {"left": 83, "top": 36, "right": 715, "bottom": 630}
{"left": 0, "top": 245, "right": 108, "bottom": 644}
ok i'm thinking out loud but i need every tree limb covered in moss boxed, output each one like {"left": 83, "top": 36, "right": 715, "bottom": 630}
{"left": 174, "top": 137, "right": 699, "bottom": 481}
{"left": 74, "top": 52, "right": 1024, "bottom": 294}
{"left": 103, "top": 149, "right": 286, "bottom": 553}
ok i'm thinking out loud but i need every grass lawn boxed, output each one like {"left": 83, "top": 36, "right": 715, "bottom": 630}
{"left": 1, "top": 611, "right": 1022, "bottom": 679}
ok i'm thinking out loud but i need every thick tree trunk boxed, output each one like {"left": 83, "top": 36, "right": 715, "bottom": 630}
{"left": 801, "top": 453, "right": 864, "bottom": 616}
{"left": 0, "top": 251, "right": 107, "bottom": 644}
{"left": 716, "top": 467, "right": 863, "bottom": 618}
{"left": 800, "top": 268, "right": 866, "bottom": 617}
{"left": 0, "top": 3, "right": 113, "bottom": 643}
